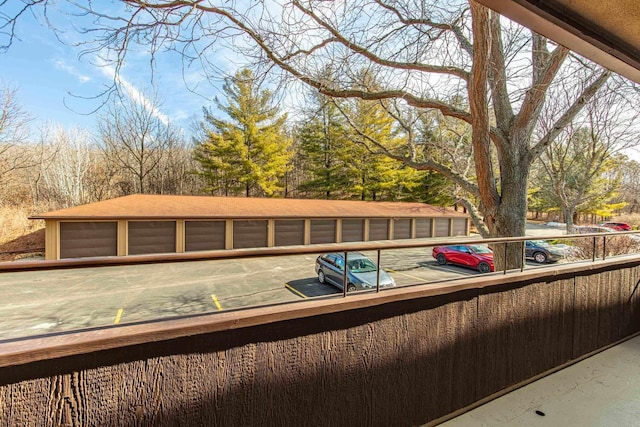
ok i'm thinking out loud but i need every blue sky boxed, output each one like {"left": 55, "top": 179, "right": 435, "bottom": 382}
{"left": 0, "top": 5, "right": 229, "bottom": 136}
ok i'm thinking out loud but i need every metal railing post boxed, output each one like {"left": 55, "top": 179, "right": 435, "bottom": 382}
{"left": 376, "top": 249, "right": 381, "bottom": 293}
{"left": 592, "top": 236, "right": 597, "bottom": 262}
{"left": 521, "top": 241, "right": 526, "bottom": 272}
{"left": 343, "top": 251, "right": 348, "bottom": 297}
{"left": 603, "top": 236, "right": 607, "bottom": 261}
{"left": 503, "top": 242, "right": 508, "bottom": 275}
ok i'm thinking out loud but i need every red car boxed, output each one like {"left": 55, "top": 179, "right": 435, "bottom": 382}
{"left": 599, "top": 222, "right": 632, "bottom": 231}
{"left": 432, "top": 244, "right": 494, "bottom": 273}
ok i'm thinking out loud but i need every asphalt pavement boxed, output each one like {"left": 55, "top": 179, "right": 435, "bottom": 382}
{"left": 0, "top": 222, "right": 570, "bottom": 341}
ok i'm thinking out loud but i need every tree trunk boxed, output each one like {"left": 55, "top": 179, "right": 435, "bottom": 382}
{"left": 489, "top": 151, "right": 530, "bottom": 270}
{"left": 563, "top": 207, "right": 576, "bottom": 233}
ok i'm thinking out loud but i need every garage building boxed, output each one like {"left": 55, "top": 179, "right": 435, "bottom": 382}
{"left": 31, "top": 194, "right": 470, "bottom": 260}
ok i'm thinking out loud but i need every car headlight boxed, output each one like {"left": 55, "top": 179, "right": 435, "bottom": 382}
{"left": 359, "top": 281, "right": 375, "bottom": 288}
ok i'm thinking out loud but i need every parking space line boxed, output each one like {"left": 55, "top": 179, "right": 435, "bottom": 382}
{"left": 392, "top": 270, "right": 432, "bottom": 283}
{"left": 211, "top": 294, "right": 223, "bottom": 310}
{"left": 284, "top": 283, "right": 308, "bottom": 299}
{"left": 114, "top": 308, "right": 123, "bottom": 324}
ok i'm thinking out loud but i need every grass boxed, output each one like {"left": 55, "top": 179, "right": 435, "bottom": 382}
{"left": 0, "top": 206, "right": 40, "bottom": 244}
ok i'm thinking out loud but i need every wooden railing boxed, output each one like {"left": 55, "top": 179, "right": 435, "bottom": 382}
{"left": 1, "top": 240, "right": 639, "bottom": 426}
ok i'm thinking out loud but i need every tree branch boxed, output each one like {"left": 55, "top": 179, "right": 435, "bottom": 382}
{"left": 292, "top": 0, "right": 471, "bottom": 80}
{"left": 487, "top": 10, "right": 513, "bottom": 133}
{"left": 513, "top": 40, "right": 569, "bottom": 135}
{"left": 531, "top": 69, "right": 611, "bottom": 158}
{"left": 374, "top": 0, "right": 474, "bottom": 57}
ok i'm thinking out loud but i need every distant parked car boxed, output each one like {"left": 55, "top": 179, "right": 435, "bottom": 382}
{"left": 432, "top": 244, "right": 494, "bottom": 273}
{"left": 315, "top": 252, "right": 395, "bottom": 292}
{"left": 575, "top": 225, "right": 617, "bottom": 234}
{"left": 525, "top": 240, "right": 566, "bottom": 263}
{"left": 599, "top": 222, "right": 632, "bottom": 231}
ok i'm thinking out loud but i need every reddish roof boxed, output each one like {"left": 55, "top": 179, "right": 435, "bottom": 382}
{"left": 31, "top": 194, "right": 467, "bottom": 220}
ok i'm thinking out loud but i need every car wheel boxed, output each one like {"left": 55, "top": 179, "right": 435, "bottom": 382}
{"left": 436, "top": 254, "right": 447, "bottom": 265}
{"left": 478, "top": 262, "right": 491, "bottom": 273}
{"left": 347, "top": 284, "right": 357, "bottom": 292}
{"left": 318, "top": 269, "right": 326, "bottom": 284}
{"left": 533, "top": 252, "right": 548, "bottom": 263}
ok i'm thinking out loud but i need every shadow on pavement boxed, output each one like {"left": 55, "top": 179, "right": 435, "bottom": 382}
{"left": 286, "top": 278, "right": 341, "bottom": 298}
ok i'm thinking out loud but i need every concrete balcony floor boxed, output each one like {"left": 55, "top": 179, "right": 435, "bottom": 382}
{"left": 441, "top": 335, "right": 640, "bottom": 426}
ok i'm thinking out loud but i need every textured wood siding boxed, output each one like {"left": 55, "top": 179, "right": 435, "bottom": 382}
{"left": 185, "top": 221, "right": 226, "bottom": 252}
{"left": 128, "top": 221, "right": 177, "bottom": 255}
{"left": 341, "top": 219, "right": 364, "bottom": 242}
{"left": 59, "top": 222, "right": 118, "bottom": 259}
{"left": 434, "top": 218, "right": 450, "bottom": 237}
{"left": 274, "top": 220, "right": 305, "bottom": 246}
{"left": 3, "top": 264, "right": 639, "bottom": 426}
{"left": 310, "top": 220, "right": 336, "bottom": 244}
{"left": 452, "top": 218, "right": 467, "bottom": 236}
{"left": 233, "top": 220, "right": 268, "bottom": 249}
{"left": 368, "top": 219, "right": 389, "bottom": 241}
{"left": 415, "top": 218, "right": 432, "bottom": 238}
{"left": 393, "top": 219, "right": 411, "bottom": 239}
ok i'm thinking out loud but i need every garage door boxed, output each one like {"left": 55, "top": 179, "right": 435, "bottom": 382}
{"left": 393, "top": 219, "right": 411, "bottom": 239}
{"left": 342, "top": 219, "right": 364, "bottom": 242}
{"left": 415, "top": 218, "right": 432, "bottom": 238}
{"left": 452, "top": 218, "right": 468, "bottom": 236}
{"left": 369, "top": 219, "right": 389, "bottom": 241}
{"left": 310, "top": 220, "right": 336, "bottom": 244}
{"left": 233, "top": 220, "right": 268, "bottom": 249}
{"left": 60, "top": 222, "right": 117, "bottom": 259}
{"left": 185, "top": 221, "right": 225, "bottom": 251}
{"left": 128, "top": 221, "right": 176, "bottom": 255}
{"left": 275, "top": 220, "right": 304, "bottom": 246}
{"left": 434, "top": 218, "right": 450, "bottom": 237}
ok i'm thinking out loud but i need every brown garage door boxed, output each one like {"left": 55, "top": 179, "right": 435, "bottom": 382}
{"left": 275, "top": 220, "right": 304, "bottom": 246}
{"left": 452, "top": 218, "right": 468, "bottom": 236}
{"left": 60, "top": 222, "right": 117, "bottom": 259}
{"left": 128, "top": 221, "right": 176, "bottom": 255}
{"left": 342, "top": 219, "right": 364, "bottom": 242}
{"left": 369, "top": 219, "right": 389, "bottom": 241}
{"left": 434, "top": 218, "right": 450, "bottom": 237}
{"left": 310, "top": 220, "right": 336, "bottom": 244}
{"left": 415, "top": 218, "right": 432, "bottom": 238}
{"left": 393, "top": 219, "right": 411, "bottom": 239}
{"left": 185, "top": 221, "right": 225, "bottom": 251}
{"left": 233, "top": 220, "right": 268, "bottom": 249}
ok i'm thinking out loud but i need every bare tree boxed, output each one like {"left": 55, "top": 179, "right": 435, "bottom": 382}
{"left": 98, "top": 93, "right": 179, "bottom": 194}
{"left": 0, "top": 83, "right": 32, "bottom": 189}
{"left": 534, "top": 79, "right": 640, "bottom": 231}
{"left": 38, "top": 125, "right": 97, "bottom": 207}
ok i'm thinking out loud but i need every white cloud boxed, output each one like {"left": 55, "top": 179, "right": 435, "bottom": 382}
{"left": 53, "top": 59, "right": 91, "bottom": 83}
{"left": 95, "top": 58, "right": 170, "bottom": 126}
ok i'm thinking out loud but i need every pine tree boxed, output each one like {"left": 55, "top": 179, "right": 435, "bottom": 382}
{"left": 297, "top": 91, "right": 351, "bottom": 198}
{"left": 194, "top": 68, "right": 291, "bottom": 197}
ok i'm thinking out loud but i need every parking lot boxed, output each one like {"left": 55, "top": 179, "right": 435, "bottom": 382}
{"left": 8, "top": 223, "right": 614, "bottom": 340}
{"left": 1, "top": 238, "right": 574, "bottom": 341}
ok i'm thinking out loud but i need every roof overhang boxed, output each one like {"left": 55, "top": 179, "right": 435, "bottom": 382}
{"left": 476, "top": 0, "right": 640, "bottom": 84}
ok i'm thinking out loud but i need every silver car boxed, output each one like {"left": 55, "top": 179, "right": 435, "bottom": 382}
{"left": 315, "top": 252, "right": 396, "bottom": 292}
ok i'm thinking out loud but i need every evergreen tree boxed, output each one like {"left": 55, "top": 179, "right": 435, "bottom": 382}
{"left": 194, "top": 68, "right": 291, "bottom": 197}
{"left": 297, "top": 91, "right": 351, "bottom": 198}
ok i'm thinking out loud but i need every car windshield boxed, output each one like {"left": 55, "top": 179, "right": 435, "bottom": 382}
{"left": 530, "top": 240, "right": 550, "bottom": 247}
{"left": 347, "top": 258, "right": 378, "bottom": 273}
{"left": 468, "top": 245, "right": 492, "bottom": 254}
